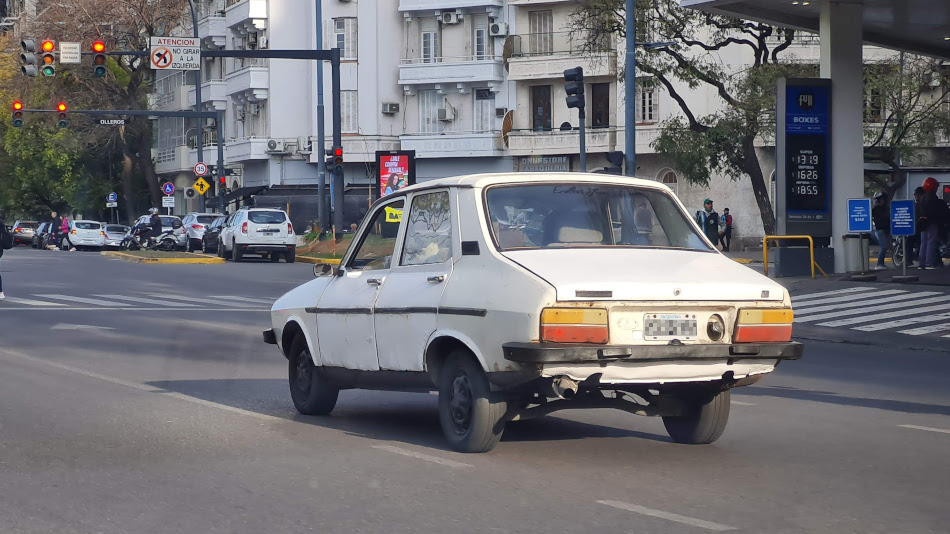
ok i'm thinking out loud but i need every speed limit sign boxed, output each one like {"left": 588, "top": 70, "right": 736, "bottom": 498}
{"left": 194, "top": 162, "right": 209, "bottom": 176}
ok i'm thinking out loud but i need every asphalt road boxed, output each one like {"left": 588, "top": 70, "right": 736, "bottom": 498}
{"left": 0, "top": 247, "right": 948, "bottom": 534}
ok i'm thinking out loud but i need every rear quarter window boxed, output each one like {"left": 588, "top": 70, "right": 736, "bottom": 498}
{"left": 247, "top": 211, "right": 286, "bottom": 224}
{"left": 75, "top": 222, "right": 101, "bottom": 230}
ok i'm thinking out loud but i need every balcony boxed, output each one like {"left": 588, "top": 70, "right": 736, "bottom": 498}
{"left": 399, "top": 56, "right": 505, "bottom": 89}
{"left": 310, "top": 136, "right": 401, "bottom": 164}
{"left": 152, "top": 85, "right": 192, "bottom": 112}
{"left": 400, "top": 132, "right": 505, "bottom": 158}
{"left": 154, "top": 146, "right": 192, "bottom": 175}
{"left": 226, "top": 138, "right": 271, "bottom": 163}
{"left": 398, "top": 0, "right": 503, "bottom": 11}
{"left": 226, "top": 66, "right": 268, "bottom": 102}
{"left": 507, "top": 127, "right": 617, "bottom": 156}
{"left": 198, "top": 16, "right": 227, "bottom": 48}
{"left": 507, "top": 32, "right": 616, "bottom": 80}
{"left": 226, "top": 0, "right": 267, "bottom": 33}
{"left": 189, "top": 81, "right": 228, "bottom": 111}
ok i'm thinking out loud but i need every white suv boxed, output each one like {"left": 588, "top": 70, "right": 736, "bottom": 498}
{"left": 219, "top": 208, "right": 296, "bottom": 263}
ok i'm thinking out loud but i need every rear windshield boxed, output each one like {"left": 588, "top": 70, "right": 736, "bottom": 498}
{"left": 196, "top": 215, "right": 222, "bottom": 224}
{"left": 485, "top": 184, "right": 712, "bottom": 252}
{"left": 247, "top": 211, "right": 286, "bottom": 224}
{"left": 106, "top": 226, "right": 129, "bottom": 233}
{"left": 17, "top": 222, "right": 37, "bottom": 229}
{"left": 160, "top": 217, "right": 180, "bottom": 227}
{"left": 74, "top": 222, "right": 101, "bottom": 230}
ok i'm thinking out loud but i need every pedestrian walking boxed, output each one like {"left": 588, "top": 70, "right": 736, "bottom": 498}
{"left": 917, "top": 177, "right": 950, "bottom": 270}
{"left": 49, "top": 211, "right": 62, "bottom": 249}
{"left": 871, "top": 192, "right": 890, "bottom": 270}
{"left": 719, "top": 208, "right": 733, "bottom": 252}
{"left": 908, "top": 186, "right": 925, "bottom": 266}
{"left": 0, "top": 215, "right": 11, "bottom": 300}
{"left": 695, "top": 198, "right": 720, "bottom": 246}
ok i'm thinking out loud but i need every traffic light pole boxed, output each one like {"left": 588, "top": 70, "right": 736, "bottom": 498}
{"left": 315, "top": 0, "right": 328, "bottom": 235}
{"left": 331, "top": 48, "right": 343, "bottom": 238}
{"left": 624, "top": 0, "right": 636, "bottom": 177}
{"left": 187, "top": 0, "right": 205, "bottom": 212}
{"left": 578, "top": 109, "right": 587, "bottom": 172}
{"left": 216, "top": 109, "right": 226, "bottom": 212}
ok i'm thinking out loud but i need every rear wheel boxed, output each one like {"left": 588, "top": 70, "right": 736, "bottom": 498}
{"left": 286, "top": 248, "right": 296, "bottom": 264}
{"left": 231, "top": 241, "right": 243, "bottom": 262}
{"left": 288, "top": 337, "right": 338, "bottom": 415}
{"left": 270, "top": 253, "right": 281, "bottom": 262}
{"left": 438, "top": 351, "right": 506, "bottom": 453}
{"left": 217, "top": 239, "right": 226, "bottom": 258}
{"left": 662, "top": 389, "right": 731, "bottom": 445}
{"left": 186, "top": 238, "right": 196, "bottom": 253}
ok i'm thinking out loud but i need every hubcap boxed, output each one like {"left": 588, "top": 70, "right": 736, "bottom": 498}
{"left": 295, "top": 351, "right": 313, "bottom": 395}
{"left": 449, "top": 373, "right": 473, "bottom": 436}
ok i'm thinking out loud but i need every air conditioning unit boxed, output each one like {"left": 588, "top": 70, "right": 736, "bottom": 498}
{"left": 495, "top": 106, "right": 507, "bottom": 118}
{"left": 234, "top": 104, "right": 246, "bottom": 120}
{"left": 441, "top": 11, "right": 460, "bottom": 25}
{"left": 438, "top": 107, "right": 454, "bottom": 121}
{"left": 247, "top": 33, "right": 258, "bottom": 48}
{"left": 381, "top": 102, "right": 400, "bottom": 114}
{"left": 247, "top": 103, "right": 261, "bottom": 115}
{"left": 298, "top": 136, "right": 313, "bottom": 153}
{"left": 259, "top": 35, "right": 269, "bottom": 49}
{"left": 266, "top": 139, "right": 288, "bottom": 153}
{"left": 489, "top": 22, "right": 508, "bottom": 37}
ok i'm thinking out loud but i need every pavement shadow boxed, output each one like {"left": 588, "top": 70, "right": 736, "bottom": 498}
{"left": 743, "top": 384, "right": 950, "bottom": 416}
{"left": 145, "top": 378, "right": 670, "bottom": 451}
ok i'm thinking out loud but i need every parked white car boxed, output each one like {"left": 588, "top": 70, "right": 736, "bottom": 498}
{"left": 219, "top": 208, "right": 295, "bottom": 263}
{"left": 101, "top": 224, "right": 130, "bottom": 248}
{"left": 264, "top": 173, "right": 802, "bottom": 452}
{"left": 63, "top": 220, "right": 105, "bottom": 249}
{"left": 180, "top": 212, "right": 224, "bottom": 252}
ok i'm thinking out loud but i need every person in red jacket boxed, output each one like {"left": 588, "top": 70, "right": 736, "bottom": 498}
{"left": 918, "top": 177, "right": 950, "bottom": 269}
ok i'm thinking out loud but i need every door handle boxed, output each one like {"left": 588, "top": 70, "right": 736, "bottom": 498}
{"left": 366, "top": 278, "right": 382, "bottom": 286}
{"left": 427, "top": 275, "right": 446, "bottom": 283}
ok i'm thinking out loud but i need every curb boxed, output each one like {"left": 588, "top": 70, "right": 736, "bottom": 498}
{"left": 101, "top": 251, "right": 226, "bottom": 264}
{"left": 297, "top": 256, "right": 342, "bottom": 265}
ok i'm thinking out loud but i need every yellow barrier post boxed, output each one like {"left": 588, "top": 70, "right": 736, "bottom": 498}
{"left": 762, "top": 235, "right": 828, "bottom": 280}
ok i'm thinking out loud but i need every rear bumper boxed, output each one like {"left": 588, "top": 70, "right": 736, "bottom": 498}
{"left": 503, "top": 341, "right": 803, "bottom": 364}
{"left": 240, "top": 244, "right": 295, "bottom": 254}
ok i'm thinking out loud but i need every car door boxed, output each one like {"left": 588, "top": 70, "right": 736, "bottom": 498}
{"left": 374, "top": 190, "right": 456, "bottom": 371}
{"left": 220, "top": 213, "right": 237, "bottom": 251}
{"left": 317, "top": 199, "right": 406, "bottom": 371}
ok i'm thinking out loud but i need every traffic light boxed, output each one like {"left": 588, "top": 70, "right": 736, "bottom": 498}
{"left": 56, "top": 101, "right": 68, "bottom": 128}
{"left": 12, "top": 101, "right": 24, "bottom": 127}
{"left": 943, "top": 184, "right": 950, "bottom": 203}
{"left": 20, "top": 39, "right": 38, "bottom": 77}
{"left": 600, "top": 151, "right": 624, "bottom": 175}
{"left": 92, "top": 41, "right": 107, "bottom": 77}
{"left": 564, "top": 67, "right": 585, "bottom": 110}
{"left": 325, "top": 147, "right": 344, "bottom": 176}
{"left": 40, "top": 40, "right": 56, "bottom": 77}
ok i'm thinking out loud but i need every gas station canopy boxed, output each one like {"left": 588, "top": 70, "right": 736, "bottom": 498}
{"left": 682, "top": 0, "right": 950, "bottom": 59}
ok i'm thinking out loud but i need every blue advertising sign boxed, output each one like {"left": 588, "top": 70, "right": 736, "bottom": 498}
{"left": 847, "top": 198, "right": 872, "bottom": 233}
{"left": 890, "top": 200, "right": 915, "bottom": 237}
{"left": 785, "top": 84, "right": 831, "bottom": 218}
{"left": 106, "top": 192, "right": 118, "bottom": 203}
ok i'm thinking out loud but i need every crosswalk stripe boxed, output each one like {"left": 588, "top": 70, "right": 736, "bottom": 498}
{"left": 93, "top": 294, "right": 201, "bottom": 307}
{"left": 34, "top": 294, "right": 132, "bottom": 307}
{"left": 792, "top": 289, "right": 907, "bottom": 308}
{"left": 896, "top": 322, "right": 950, "bottom": 336}
{"left": 794, "top": 291, "right": 940, "bottom": 316}
{"left": 4, "top": 297, "right": 68, "bottom": 307}
{"left": 816, "top": 303, "right": 950, "bottom": 328}
{"left": 146, "top": 293, "right": 247, "bottom": 307}
{"left": 795, "top": 295, "right": 950, "bottom": 323}
{"left": 212, "top": 295, "right": 275, "bottom": 304}
{"left": 853, "top": 312, "right": 950, "bottom": 332}
{"left": 791, "top": 287, "right": 876, "bottom": 301}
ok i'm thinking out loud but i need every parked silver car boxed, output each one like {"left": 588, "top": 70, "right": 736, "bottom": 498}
{"left": 180, "top": 212, "right": 225, "bottom": 252}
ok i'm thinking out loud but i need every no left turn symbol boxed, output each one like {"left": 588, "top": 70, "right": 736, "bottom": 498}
{"left": 152, "top": 47, "right": 173, "bottom": 69}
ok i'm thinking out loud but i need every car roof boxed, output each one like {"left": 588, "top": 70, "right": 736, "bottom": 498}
{"left": 393, "top": 172, "right": 672, "bottom": 195}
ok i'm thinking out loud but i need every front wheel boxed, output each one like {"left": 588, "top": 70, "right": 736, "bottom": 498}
{"left": 159, "top": 238, "right": 176, "bottom": 252}
{"left": 438, "top": 351, "right": 506, "bottom": 453}
{"left": 662, "top": 389, "right": 730, "bottom": 445}
{"left": 288, "top": 337, "right": 338, "bottom": 415}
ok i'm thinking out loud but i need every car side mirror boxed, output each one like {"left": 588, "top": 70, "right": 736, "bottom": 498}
{"left": 313, "top": 263, "right": 340, "bottom": 277}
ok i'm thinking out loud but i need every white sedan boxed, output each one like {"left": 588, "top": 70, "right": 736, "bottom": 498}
{"left": 264, "top": 173, "right": 802, "bottom": 452}
{"left": 63, "top": 220, "right": 106, "bottom": 250}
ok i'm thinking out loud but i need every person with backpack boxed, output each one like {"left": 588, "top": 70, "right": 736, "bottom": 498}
{"left": 719, "top": 208, "right": 733, "bottom": 252}
{"left": 0, "top": 216, "right": 12, "bottom": 300}
{"left": 695, "top": 198, "right": 720, "bottom": 246}
{"left": 918, "top": 177, "right": 950, "bottom": 269}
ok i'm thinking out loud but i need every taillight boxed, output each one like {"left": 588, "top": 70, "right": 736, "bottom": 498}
{"left": 100, "top": 231, "right": 106, "bottom": 237}
{"left": 287, "top": 222, "right": 293, "bottom": 234}
{"left": 241, "top": 222, "right": 248, "bottom": 234}
{"left": 13, "top": 228, "right": 19, "bottom": 233}
{"left": 192, "top": 224, "right": 203, "bottom": 230}
{"left": 733, "top": 309, "right": 793, "bottom": 343}
{"left": 540, "top": 308, "right": 609, "bottom": 344}
{"left": 71, "top": 229, "right": 77, "bottom": 235}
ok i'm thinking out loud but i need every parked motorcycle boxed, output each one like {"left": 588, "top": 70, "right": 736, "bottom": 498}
{"left": 120, "top": 223, "right": 180, "bottom": 252}
{"left": 892, "top": 233, "right": 949, "bottom": 268}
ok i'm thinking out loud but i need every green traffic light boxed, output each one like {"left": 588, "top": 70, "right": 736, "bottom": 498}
{"left": 41, "top": 65, "right": 55, "bottom": 77}
{"left": 58, "top": 120, "right": 68, "bottom": 128}
{"left": 13, "top": 119, "right": 23, "bottom": 127}
{"left": 93, "top": 66, "right": 107, "bottom": 77}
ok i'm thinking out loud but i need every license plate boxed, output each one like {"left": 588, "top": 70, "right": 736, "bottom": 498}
{"left": 643, "top": 313, "right": 698, "bottom": 341}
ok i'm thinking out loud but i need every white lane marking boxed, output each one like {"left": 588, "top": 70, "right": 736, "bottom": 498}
{"left": 817, "top": 303, "right": 950, "bottom": 328}
{"left": 93, "top": 294, "right": 201, "bottom": 307}
{"left": 213, "top": 295, "right": 275, "bottom": 305}
{"left": 791, "top": 289, "right": 906, "bottom": 308}
{"left": 898, "top": 323, "right": 950, "bottom": 336}
{"left": 147, "top": 293, "right": 248, "bottom": 307}
{"left": 795, "top": 296, "right": 950, "bottom": 323}
{"left": 3, "top": 297, "right": 67, "bottom": 307}
{"left": 856, "top": 313, "right": 950, "bottom": 332}
{"left": 371, "top": 445, "right": 472, "bottom": 469}
{"left": 51, "top": 323, "right": 116, "bottom": 331}
{"left": 898, "top": 425, "right": 950, "bottom": 435}
{"left": 34, "top": 294, "right": 132, "bottom": 307}
{"left": 791, "top": 287, "right": 876, "bottom": 301}
{"left": 731, "top": 400, "right": 756, "bottom": 406}
{"left": 596, "top": 500, "right": 736, "bottom": 532}
{"left": 793, "top": 291, "right": 940, "bottom": 316}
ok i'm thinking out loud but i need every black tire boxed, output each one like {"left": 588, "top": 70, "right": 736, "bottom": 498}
{"left": 270, "top": 253, "right": 281, "bottom": 262}
{"left": 159, "top": 238, "right": 176, "bottom": 252}
{"left": 201, "top": 239, "right": 210, "bottom": 254}
{"left": 286, "top": 248, "right": 296, "bottom": 264}
{"left": 231, "top": 241, "right": 243, "bottom": 262}
{"left": 217, "top": 239, "right": 226, "bottom": 258}
{"left": 662, "top": 389, "right": 731, "bottom": 445}
{"left": 438, "top": 351, "right": 506, "bottom": 453}
{"left": 288, "top": 337, "right": 338, "bottom": 415}
{"left": 186, "top": 238, "right": 196, "bottom": 253}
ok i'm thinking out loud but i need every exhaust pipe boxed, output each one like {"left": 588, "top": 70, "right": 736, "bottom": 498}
{"left": 549, "top": 376, "right": 579, "bottom": 400}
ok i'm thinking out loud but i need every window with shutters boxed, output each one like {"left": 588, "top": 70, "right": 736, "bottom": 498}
{"left": 419, "top": 90, "right": 442, "bottom": 134}
{"left": 529, "top": 11, "right": 553, "bottom": 55}
{"left": 636, "top": 83, "right": 659, "bottom": 123}
{"left": 473, "top": 15, "right": 492, "bottom": 60}
{"left": 332, "top": 18, "right": 358, "bottom": 60}
{"left": 474, "top": 89, "right": 494, "bottom": 132}
{"left": 341, "top": 91, "right": 358, "bottom": 133}
{"left": 421, "top": 18, "right": 440, "bottom": 63}
{"left": 659, "top": 170, "right": 678, "bottom": 195}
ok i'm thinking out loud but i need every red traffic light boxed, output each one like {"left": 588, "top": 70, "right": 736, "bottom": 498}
{"left": 219, "top": 176, "right": 226, "bottom": 184}
{"left": 92, "top": 41, "right": 105, "bottom": 53}
{"left": 41, "top": 40, "right": 55, "bottom": 52}
{"left": 334, "top": 147, "right": 343, "bottom": 157}
{"left": 57, "top": 101, "right": 67, "bottom": 112}
{"left": 12, "top": 101, "right": 23, "bottom": 111}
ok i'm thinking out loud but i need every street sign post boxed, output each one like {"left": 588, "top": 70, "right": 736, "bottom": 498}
{"left": 194, "top": 162, "right": 208, "bottom": 176}
{"left": 149, "top": 37, "right": 199, "bottom": 70}
{"left": 106, "top": 192, "right": 119, "bottom": 223}
{"left": 59, "top": 42, "right": 81, "bottom": 64}
{"left": 847, "top": 199, "right": 872, "bottom": 233}
{"left": 891, "top": 199, "right": 916, "bottom": 279}
{"left": 193, "top": 178, "right": 211, "bottom": 195}
{"left": 107, "top": 192, "right": 118, "bottom": 203}
{"left": 106, "top": 202, "right": 118, "bottom": 208}
{"left": 162, "top": 182, "right": 175, "bottom": 196}
{"left": 162, "top": 196, "right": 175, "bottom": 208}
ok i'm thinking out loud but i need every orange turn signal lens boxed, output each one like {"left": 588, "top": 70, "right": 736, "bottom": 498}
{"left": 734, "top": 308, "right": 793, "bottom": 342}
{"left": 541, "top": 308, "right": 608, "bottom": 344}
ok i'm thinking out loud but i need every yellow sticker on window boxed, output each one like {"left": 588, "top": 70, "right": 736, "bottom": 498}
{"left": 384, "top": 207, "right": 403, "bottom": 223}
